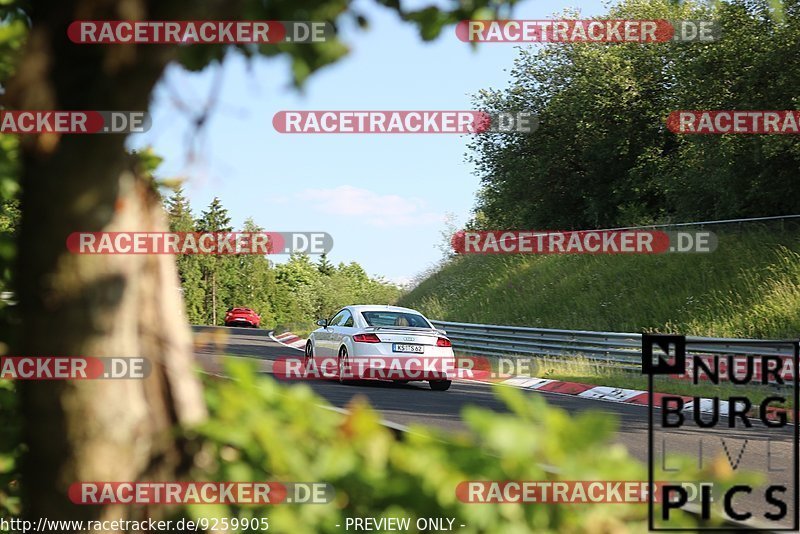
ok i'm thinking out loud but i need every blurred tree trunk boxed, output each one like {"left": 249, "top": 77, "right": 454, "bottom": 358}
{"left": 7, "top": 0, "right": 231, "bottom": 527}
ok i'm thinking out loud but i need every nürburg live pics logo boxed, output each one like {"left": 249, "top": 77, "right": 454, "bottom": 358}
{"left": 644, "top": 333, "right": 799, "bottom": 531}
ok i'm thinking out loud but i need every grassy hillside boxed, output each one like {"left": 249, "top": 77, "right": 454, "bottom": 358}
{"left": 399, "top": 228, "right": 800, "bottom": 338}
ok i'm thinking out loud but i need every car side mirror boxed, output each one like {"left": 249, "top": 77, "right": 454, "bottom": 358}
{"left": 316, "top": 318, "right": 328, "bottom": 327}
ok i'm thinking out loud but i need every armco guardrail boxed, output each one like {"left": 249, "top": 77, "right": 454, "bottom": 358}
{"left": 591, "top": 213, "right": 800, "bottom": 232}
{"left": 430, "top": 320, "right": 794, "bottom": 369}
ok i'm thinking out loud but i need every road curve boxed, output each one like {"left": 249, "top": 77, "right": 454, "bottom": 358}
{"left": 193, "top": 326, "right": 797, "bottom": 528}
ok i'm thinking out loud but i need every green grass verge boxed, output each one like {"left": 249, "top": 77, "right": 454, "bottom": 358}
{"left": 400, "top": 227, "right": 800, "bottom": 339}
{"left": 531, "top": 356, "right": 793, "bottom": 409}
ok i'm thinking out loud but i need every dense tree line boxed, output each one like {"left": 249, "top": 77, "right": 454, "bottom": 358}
{"left": 164, "top": 188, "right": 401, "bottom": 329}
{"left": 468, "top": 0, "right": 800, "bottom": 230}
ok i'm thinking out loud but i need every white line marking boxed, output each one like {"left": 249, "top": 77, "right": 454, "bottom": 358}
{"left": 269, "top": 330, "right": 305, "bottom": 352}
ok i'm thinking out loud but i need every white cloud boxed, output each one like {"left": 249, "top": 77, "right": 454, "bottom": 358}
{"left": 300, "top": 185, "right": 443, "bottom": 227}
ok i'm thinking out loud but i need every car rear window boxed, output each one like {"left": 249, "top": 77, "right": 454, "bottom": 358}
{"left": 361, "top": 311, "right": 430, "bottom": 328}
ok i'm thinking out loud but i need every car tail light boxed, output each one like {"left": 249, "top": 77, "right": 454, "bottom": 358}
{"left": 436, "top": 337, "right": 452, "bottom": 347}
{"left": 353, "top": 333, "right": 381, "bottom": 343}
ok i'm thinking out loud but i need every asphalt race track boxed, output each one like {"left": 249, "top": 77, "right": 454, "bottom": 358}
{"left": 193, "top": 326, "right": 798, "bottom": 529}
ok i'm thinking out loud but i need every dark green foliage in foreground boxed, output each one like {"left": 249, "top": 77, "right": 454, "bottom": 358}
{"left": 184, "top": 361, "right": 752, "bottom": 533}
{"left": 2, "top": 361, "right": 754, "bottom": 530}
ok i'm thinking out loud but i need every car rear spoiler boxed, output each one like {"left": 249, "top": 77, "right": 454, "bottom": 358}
{"left": 364, "top": 326, "right": 448, "bottom": 336}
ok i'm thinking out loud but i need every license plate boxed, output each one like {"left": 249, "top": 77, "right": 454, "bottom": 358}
{"left": 393, "top": 344, "right": 424, "bottom": 353}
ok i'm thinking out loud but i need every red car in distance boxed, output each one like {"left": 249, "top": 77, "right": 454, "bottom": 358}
{"left": 224, "top": 307, "right": 261, "bottom": 328}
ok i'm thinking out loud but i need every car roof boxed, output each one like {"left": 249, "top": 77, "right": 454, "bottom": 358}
{"left": 347, "top": 305, "right": 423, "bottom": 314}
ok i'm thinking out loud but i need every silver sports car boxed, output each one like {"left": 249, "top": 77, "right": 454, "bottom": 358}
{"left": 305, "top": 305, "right": 455, "bottom": 391}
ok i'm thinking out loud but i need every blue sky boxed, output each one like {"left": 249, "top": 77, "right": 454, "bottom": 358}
{"left": 130, "top": 0, "right": 605, "bottom": 285}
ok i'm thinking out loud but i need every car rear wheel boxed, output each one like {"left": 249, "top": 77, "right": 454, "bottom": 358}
{"left": 305, "top": 341, "right": 314, "bottom": 362}
{"left": 338, "top": 346, "right": 354, "bottom": 384}
{"left": 429, "top": 380, "right": 451, "bottom": 391}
